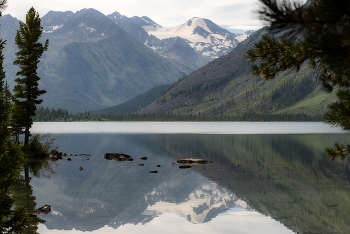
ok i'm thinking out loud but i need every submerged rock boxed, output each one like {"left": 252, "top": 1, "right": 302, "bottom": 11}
{"left": 139, "top": 157, "right": 148, "bottom": 160}
{"left": 149, "top": 170, "right": 158, "bottom": 173}
{"left": 179, "top": 165, "right": 192, "bottom": 169}
{"left": 103, "top": 153, "right": 133, "bottom": 162}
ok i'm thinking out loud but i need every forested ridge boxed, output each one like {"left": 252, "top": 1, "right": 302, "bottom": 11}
{"left": 33, "top": 106, "right": 322, "bottom": 122}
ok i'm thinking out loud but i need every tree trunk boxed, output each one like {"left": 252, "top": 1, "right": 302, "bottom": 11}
{"left": 25, "top": 126, "right": 29, "bottom": 146}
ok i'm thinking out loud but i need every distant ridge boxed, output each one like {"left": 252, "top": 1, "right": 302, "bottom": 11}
{"left": 108, "top": 12, "right": 253, "bottom": 70}
{"left": 136, "top": 28, "right": 335, "bottom": 117}
{"left": 0, "top": 9, "right": 190, "bottom": 112}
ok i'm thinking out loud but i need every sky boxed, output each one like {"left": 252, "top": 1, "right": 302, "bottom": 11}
{"left": 2, "top": 0, "right": 271, "bottom": 33}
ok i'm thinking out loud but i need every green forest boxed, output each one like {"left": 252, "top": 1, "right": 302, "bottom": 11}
{"left": 33, "top": 106, "right": 323, "bottom": 122}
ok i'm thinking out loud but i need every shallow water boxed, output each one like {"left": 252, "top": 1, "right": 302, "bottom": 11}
{"left": 20, "top": 123, "right": 350, "bottom": 233}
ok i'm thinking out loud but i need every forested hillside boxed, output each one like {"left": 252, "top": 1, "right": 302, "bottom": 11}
{"left": 137, "top": 28, "right": 336, "bottom": 118}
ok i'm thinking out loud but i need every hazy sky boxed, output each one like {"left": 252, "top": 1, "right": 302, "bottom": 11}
{"left": 2, "top": 0, "right": 271, "bottom": 33}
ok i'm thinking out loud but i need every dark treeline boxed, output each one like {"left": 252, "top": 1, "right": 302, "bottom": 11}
{"left": 33, "top": 106, "right": 323, "bottom": 122}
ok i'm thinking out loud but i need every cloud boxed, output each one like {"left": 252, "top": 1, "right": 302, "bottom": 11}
{"left": 37, "top": 209, "right": 295, "bottom": 234}
{"left": 3, "top": 0, "right": 265, "bottom": 31}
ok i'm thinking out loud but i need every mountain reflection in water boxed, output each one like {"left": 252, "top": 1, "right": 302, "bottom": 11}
{"left": 23, "top": 133, "right": 350, "bottom": 234}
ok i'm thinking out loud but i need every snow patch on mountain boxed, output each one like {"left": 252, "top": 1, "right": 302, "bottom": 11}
{"left": 145, "top": 17, "right": 252, "bottom": 59}
{"left": 235, "top": 34, "right": 249, "bottom": 42}
{"left": 142, "top": 182, "right": 252, "bottom": 224}
{"left": 147, "top": 18, "right": 213, "bottom": 43}
{"left": 43, "top": 25, "right": 63, "bottom": 33}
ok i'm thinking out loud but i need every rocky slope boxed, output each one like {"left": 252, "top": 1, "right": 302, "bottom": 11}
{"left": 0, "top": 9, "right": 190, "bottom": 112}
{"left": 108, "top": 12, "right": 253, "bottom": 70}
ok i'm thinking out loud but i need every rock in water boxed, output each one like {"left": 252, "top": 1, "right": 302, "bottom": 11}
{"left": 103, "top": 153, "right": 133, "bottom": 162}
{"left": 31, "top": 204, "right": 51, "bottom": 216}
{"left": 176, "top": 158, "right": 210, "bottom": 164}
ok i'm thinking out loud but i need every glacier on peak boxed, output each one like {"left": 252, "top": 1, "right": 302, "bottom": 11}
{"left": 145, "top": 17, "right": 252, "bottom": 59}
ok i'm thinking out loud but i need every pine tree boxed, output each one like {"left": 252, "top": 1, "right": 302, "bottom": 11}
{"left": 0, "top": 39, "right": 7, "bottom": 148}
{"left": 246, "top": 0, "right": 350, "bottom": 161}
{"left": 12, "top": 7, "right": 49, "bottom": 146}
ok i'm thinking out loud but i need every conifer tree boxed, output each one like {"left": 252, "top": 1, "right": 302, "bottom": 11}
{"left": 0, "top": 39, "right": 7, "bottom": 148}
{"left": 246, "top": 0, "right": 350, "bottom": 161}
{"left": 12, "top": 7, "right": 49, "bottom": 146}
{"left": 0, "top": 1, "right": 30, "bottom": 232}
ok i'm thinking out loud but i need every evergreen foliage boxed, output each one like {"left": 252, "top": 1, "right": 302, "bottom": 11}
{"left": 0, "top": 3, "right": 29, "bottom": 230}
{"left": 12, "top": 7, "right": 49, "bottom": 146}
{"left": 246, "top": 0, "right": 350, "bottom": 161}
{"left": 33, "top": 106, "right": 322, "bottom": 122}
{"left": 0, "top": 39, "right": 8, "bottom": 146}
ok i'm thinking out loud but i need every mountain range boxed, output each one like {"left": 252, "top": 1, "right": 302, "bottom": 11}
{"left": 96, "top": 28, "right": 335, "bottom": 117}
{"left": 1, "top": 7, "right": 335, "bottom": 116}
{"left": 0, "top": 9, "right": 252, "bottom": 112}
{"left": 107, "top": 12, "right": 253, "bottom": 70}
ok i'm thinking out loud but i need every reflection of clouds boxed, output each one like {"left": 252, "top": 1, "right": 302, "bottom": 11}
{"left": 37, "top": 209, "right": 295, "bottom": 234}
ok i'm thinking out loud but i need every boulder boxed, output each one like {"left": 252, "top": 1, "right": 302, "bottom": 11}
{"left": 49, "top": 150, "right": 62, "bottom": 160}
{"left": 31, "top": 204, "right": 51, "bottom": 216}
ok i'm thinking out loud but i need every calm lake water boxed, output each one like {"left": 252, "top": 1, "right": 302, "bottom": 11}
{"left": 20, "top": 122, "right": 350, "bottom": 233}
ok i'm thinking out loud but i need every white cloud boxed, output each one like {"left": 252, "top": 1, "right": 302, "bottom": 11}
{"left": 36, "top": 209, "right": 295, "bottom": 234}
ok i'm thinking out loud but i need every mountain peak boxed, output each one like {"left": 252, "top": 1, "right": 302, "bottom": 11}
{"left": 245, "top": 30, "right": 255, "bottom": 36}
{"left": 107, "top": 11, "right": 126, "bottom": 20}
{"left": 41, "top": 11, "right": 74, "bottom": 31}
{"left": 75, "top": 8, "right": 106, "bottom": 17}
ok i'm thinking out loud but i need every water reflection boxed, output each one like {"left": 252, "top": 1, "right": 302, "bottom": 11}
{"left": 22, "top": 134, "right": 350, "bottom": 234}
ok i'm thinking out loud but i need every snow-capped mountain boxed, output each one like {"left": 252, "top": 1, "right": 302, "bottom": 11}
{"left": 108, "top": 173, "right": 252, "bottom": 228}
{"left": 108, "top": 12, "right": 254, "bottom": 70}
{"left": 146, "top": 17, "right": 250, "bottom": 59}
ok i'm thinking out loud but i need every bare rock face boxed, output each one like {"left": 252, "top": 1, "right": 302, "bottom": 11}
{"left": 103, "top": 153, "right": 133, "bottom": 162}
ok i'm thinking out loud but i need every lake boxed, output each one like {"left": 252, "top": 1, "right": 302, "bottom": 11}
{"left": 19, "top": 122, "right": 350, "bottom": 233}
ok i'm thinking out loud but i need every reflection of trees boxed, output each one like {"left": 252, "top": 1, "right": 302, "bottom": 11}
{"left": 2, "top": 156, "right": 56, "bottom": 234}
{"left": 0, "top": 147, "right": 29, "bottom": 233}
{"left": 12, "top": 166, "right": 45, "bottom": 234}
{"left": 144, "top": 134, "right": 350, "bottom": 234}
{"left": 18, "top": 157, "right": 56, "bottom": 234}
